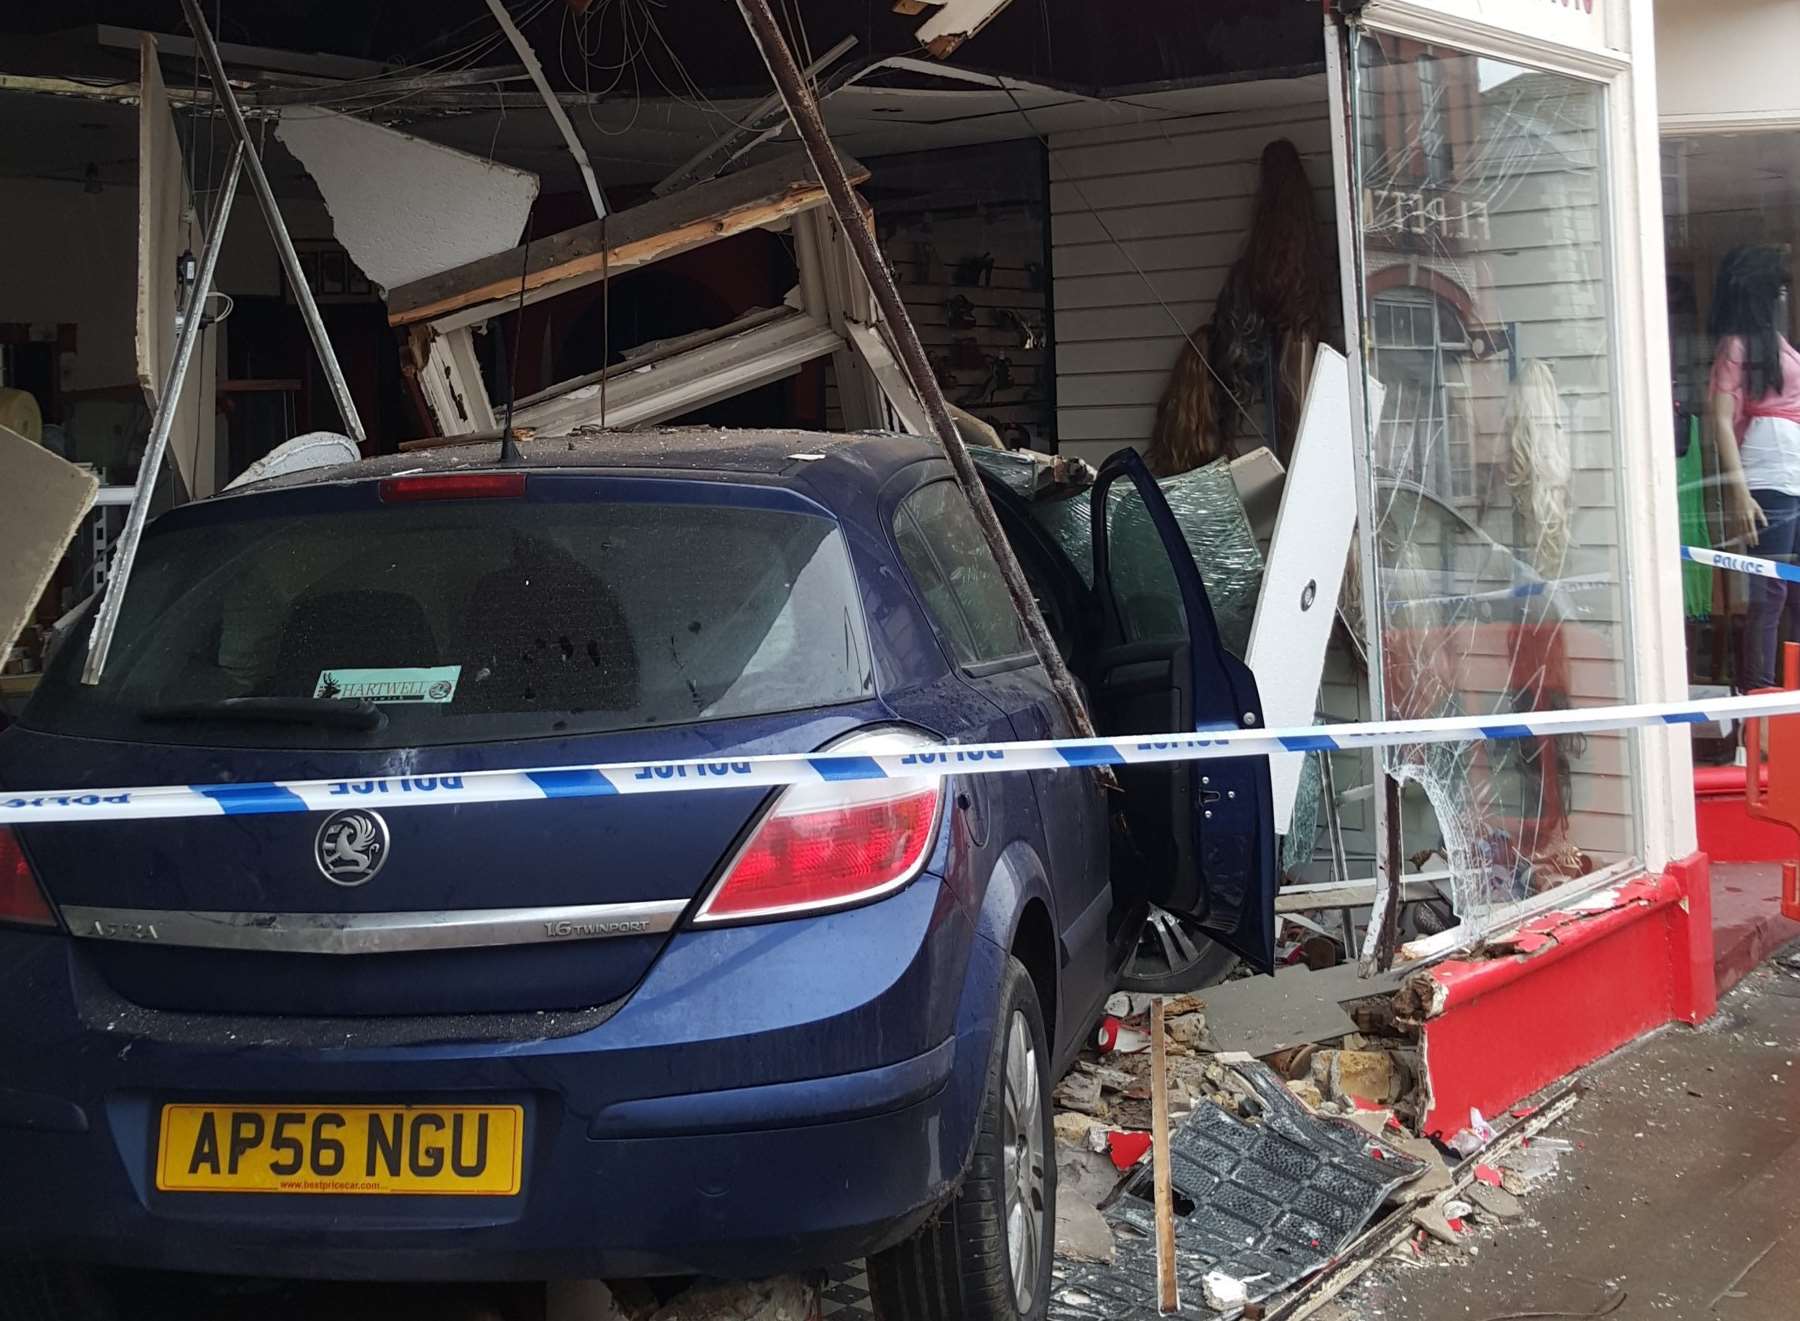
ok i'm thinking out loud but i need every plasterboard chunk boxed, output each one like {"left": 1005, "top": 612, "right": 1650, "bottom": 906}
{"left": 914, "top": 0, "right": 1016, "bottom": 56}
{"left": 275, "top": 107, "right": 538, "bottom": 293}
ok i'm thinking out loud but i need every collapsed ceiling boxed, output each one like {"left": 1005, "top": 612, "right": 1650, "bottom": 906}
{"left": 0, "top": 1, "right": 1327, "bottom": 195}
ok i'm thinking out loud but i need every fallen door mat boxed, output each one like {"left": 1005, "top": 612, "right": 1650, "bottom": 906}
{"left": 1049, "top": 1063, "right": 1424, "bottom": 1318}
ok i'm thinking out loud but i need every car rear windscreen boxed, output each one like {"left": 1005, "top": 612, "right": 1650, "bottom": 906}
{"left": 25, "top": 491, "right": 876, "bottom": 747}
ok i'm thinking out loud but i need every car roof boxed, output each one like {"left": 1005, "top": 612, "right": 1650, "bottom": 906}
{"left": 226, "top": 427, "right": 946, "bottom": 500}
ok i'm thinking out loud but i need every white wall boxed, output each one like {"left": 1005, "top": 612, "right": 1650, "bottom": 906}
{"left": 1047, "top": 91, "right": 1337, "bottom": 470}
{"left": 1655, "top": 0, "right": 1800, "bottom": 131}
{"left": 1044, "top": 90, "right": 1384, "bottom": 870}
{"left": 214, "top": 194, "right": 337, "bottom": 299}
{"left": 0, "top": 179, "right": 139, "bottom": 392}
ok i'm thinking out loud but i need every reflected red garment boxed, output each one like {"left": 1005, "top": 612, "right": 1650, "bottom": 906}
{"left": 1383, "top": 609, "right": 1589, "bottom": 890}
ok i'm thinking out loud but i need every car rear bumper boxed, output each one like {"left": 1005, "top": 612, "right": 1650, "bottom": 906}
{"left": 0, "top": 877, "right": 1007, "bottom": 1281}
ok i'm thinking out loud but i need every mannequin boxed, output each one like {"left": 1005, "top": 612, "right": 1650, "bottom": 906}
{"left": 1708, "top": 245, "right": 1800, "bottom": 689}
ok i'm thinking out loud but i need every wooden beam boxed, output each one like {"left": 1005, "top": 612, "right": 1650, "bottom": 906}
{"left": 1274, "top": 873, "right": 1449, "bottom": 914}
{"left": 407, "top": 325, "right": 495, "bottom": 437}
{"left": 512, "top": 309, "right": 842, "bottom": 434}
{"left": 1150, "top": 999, "right": 1179, "bottom": 1315}
{"left": 387, "top": 149, "right": 869, "bottom": 328}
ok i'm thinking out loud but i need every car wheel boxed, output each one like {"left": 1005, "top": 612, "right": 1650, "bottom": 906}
{"left": 0, "top": 1260, "right": 116, "bottom": 1321}
{"left": 868, "top": 957, "right": 1054, "bottom": 1321}
{"left": 1115, "top": 906, "right": 1239, "bottom": 995}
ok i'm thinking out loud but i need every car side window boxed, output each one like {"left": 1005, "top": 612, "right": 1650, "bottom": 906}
{"left": 1102, "top": 482, "right": 1189, "bottom": 643}
{"left": 895, "top": 482, "right": 1031, "bottom": 665}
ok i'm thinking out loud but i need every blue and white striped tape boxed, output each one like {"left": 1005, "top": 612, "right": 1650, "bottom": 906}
{"left": 1683, "top": 545, "right": 1800, "bottom": 585}
{"left": 5, "top": 688, "right": 1799, "bottom": 827}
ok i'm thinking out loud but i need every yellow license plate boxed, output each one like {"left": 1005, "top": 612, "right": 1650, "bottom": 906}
{"left": 156, "top": 1104, "right": 524, "bottom": 1196}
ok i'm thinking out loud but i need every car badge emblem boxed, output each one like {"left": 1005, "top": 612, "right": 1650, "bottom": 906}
{"left": 314, "top": 809, "right": 390, "bottom": 886}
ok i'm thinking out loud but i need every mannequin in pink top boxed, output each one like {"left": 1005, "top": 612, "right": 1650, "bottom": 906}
{"left": 1709, "top": 245, "right": 1800, "bottom": 690}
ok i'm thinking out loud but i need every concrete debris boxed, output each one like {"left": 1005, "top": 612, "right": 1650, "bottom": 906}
{"left": 1051, "top": 997, "right": 1220, "bottom": 1138}
{"left": 1467, "top": 1181, "right": 1524, "bottom": 1219}
{"left": 1286, "top": 1078, "right": 1326, "bottom": 1109}
{"left": 1498, "top": 1139, "right": 1564, "bottom": 1194}
{"left": 547, "top": 1280, "right": 629, "bottom": 1321}
{"left": 1312, "top": 1049, "right": 1406, "bottom": 1106}
{"left": 1410, "top": 1200, "right": 1463, "bottom": 1246}
{"left": 1165, "top": 1010, "right": 1213, "bottom": 1050}
{"left": 1054, "top": 1070, "right": 1107, "bottom": 1116}
{"left": 643, "top": 1277, "right": 816, "bottom": 1321}
{"left": 1055, "top": 1110, "right": 1103, "bottom": 1148}
{"left": 1202, "top": 1269, "right": 1250, "bottom": 1310}
{"left": 1058, "top": 1143, "right": 1124, "bottom": 1204}
{"left": 1055, "top": 1194, "right": 1117, "bottom": 1265}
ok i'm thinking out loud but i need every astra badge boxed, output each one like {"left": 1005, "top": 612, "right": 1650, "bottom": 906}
{"left": 314, "top": 809, "right": 390, "bottom": 886}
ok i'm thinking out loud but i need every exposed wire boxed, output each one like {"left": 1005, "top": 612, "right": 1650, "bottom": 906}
{"left": 271, "top": 0, "right": 560, "bottom": 120}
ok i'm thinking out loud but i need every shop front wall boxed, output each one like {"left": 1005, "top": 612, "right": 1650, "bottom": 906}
{"left": 1334, "top": 0, "right": 1691, "bottom": 938}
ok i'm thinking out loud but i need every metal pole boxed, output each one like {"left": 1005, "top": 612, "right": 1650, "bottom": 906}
{"left": 1327, "top": 15, "right": 1396, "bottom": 975}
{"left": 178, "top": 0, "right": 366, "bottom": 445}
{"left": 732, "top": 0, "right": 1101, "bottom": 743}
{"left": 82, "top": 144, "right": 245, "bottom": 685}
{"left": 1319, "top": 748, "right": 1359, "bottom": 954}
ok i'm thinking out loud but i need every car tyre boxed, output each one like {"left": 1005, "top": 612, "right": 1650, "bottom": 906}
{"left": 0, "top": 1260, "right": 116, "bottom": 1321}
{"left": 1116, "top": 905, "right": 1238, "bottom": 995}
{"left": 868, "top": 956, "right": 1055, "bottom": 1321}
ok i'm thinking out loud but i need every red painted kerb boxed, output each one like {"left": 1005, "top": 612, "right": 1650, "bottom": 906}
{"left": 1416, "top": 853, "right": 1714, "bottom": 1139}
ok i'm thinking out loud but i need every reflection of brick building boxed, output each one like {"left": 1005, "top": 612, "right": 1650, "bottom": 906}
{"left": 1355, "top": 35, "right": 1637, "bottom": 878}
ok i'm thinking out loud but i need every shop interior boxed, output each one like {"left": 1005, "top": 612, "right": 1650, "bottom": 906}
{"left": 0, "top": 0, "right": 1662, "bottom": 962}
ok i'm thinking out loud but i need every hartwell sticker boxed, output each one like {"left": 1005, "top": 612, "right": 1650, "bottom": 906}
{"left": 315, "top": 666, "right": 461, "bottom": 704}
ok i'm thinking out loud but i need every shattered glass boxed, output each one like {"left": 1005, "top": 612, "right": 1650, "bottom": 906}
{"left": 1031, "top": 458, "right": 1266, "bottom": 658}
{"left": 1352, "top": 43, "right": 1638, "bottom": 940}
{"left": 1283, "top": 753, "right": 1324, "bottom": 872}
{"left": 967, "top": 444, "right": 1051, "bottom": 499}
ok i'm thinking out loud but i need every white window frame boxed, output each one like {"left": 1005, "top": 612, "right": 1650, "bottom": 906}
{"left": 1324, "top": 0, "right": 1690, "bottom": 961}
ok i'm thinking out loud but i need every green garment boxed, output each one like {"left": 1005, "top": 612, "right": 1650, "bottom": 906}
{"left": 1679, "top": 414, "right": 1713, "bottom": 619}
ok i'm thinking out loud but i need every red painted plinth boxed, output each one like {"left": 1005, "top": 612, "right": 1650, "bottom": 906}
{"left": 1418, "top": 854, "right": 1713, "bottom": 1139}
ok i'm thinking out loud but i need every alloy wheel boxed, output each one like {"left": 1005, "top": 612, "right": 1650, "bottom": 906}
{"left": 1000, "top": 1008, "right": 1046, "bottom": 1315}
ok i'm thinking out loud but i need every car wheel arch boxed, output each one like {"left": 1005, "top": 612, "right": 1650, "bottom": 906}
{"left": 969, "top": 838, "right": 1060, "bottom": 1058}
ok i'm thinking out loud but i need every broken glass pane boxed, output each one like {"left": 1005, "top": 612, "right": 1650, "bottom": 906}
{"left": 1354, "top": 42, "right": 1637, "bottom": 940}
{"left": 1032, "top": 457, "right": 1265, "bottom": 658}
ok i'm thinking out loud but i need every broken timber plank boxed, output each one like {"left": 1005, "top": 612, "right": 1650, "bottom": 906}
{"left": 1149, "top": 998, "right": 1179, "bottom": 1314}
{"left": 512, "top": 308, "right": 842, "bottom": 434}
{"left": 386, "top": 149, "right": 869, "bottom": 329}
{"left": 1274, "top": 873, "right": 1448, "bottom": 914}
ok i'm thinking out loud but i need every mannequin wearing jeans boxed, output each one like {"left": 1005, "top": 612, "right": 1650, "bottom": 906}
{"left": 1709, "top": 246, "right": 1800, "bottom": 690}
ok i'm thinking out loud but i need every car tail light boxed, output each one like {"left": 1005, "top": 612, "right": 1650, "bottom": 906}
{"left": 379, "top": 472, "right": 527, "bottom": 503}
{"left": 694, "top": 729, "right": 945, "bottom": 923}
{"left": 0, "top": 827, "right": 56, "bottom": 929}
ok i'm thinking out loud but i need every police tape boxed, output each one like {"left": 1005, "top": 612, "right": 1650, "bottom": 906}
{"left": 1683, "top": 545, "right": 1800, "bottom": 585}
{"left": 4, "top": 688, "right": 1799, "bottom": 827}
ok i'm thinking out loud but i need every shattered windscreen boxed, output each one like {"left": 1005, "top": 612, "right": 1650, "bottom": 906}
{"left": 1352, "top": 41, "right": 1638, "bottom": 938}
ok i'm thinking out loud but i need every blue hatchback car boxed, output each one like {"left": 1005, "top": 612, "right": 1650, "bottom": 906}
{"left": 0, "top": 430, "right": 1275, "bottom": 1321}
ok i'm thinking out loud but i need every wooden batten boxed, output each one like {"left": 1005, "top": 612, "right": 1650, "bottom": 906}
{"left": 386, "top": 149, "right": 870, "bottom": 328}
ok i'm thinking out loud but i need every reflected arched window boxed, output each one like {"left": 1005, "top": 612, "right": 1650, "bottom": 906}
{"left": 1369, "top": 286, "right": 1475, "bottom": 502}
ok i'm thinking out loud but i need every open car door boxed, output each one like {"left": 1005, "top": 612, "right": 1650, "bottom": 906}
{"left": 1089, "top": 449, "right": 1278, "bottom": 972}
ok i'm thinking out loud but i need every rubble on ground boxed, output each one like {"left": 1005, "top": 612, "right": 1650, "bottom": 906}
{"left": 1046, "top": 950, "right": 1578, "bottom": 1312}
{"left": 547, "top": 1277, "right": 817, "bottom": 1321}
